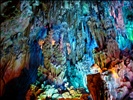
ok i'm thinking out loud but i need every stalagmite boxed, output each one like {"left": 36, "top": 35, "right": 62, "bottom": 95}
{"left": 0, "top": 0, "right": 133, "bottom": 100}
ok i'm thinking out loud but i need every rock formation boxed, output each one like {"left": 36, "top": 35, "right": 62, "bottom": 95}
{"left": 0, "top": 0, "right": 133, "bottom": 100}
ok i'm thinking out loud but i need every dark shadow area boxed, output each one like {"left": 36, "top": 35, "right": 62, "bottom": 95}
{"left": 1, "top": 40, "right": 44, "bottom": 100}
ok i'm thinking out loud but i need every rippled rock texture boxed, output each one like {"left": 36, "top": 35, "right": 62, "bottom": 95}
{"left": 0, "top": 0, "right": 133, "bottom": 100}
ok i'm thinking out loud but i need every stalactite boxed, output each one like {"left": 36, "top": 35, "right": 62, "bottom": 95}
{"left": 0, "top": 0, "right": 133, "bottom": 100}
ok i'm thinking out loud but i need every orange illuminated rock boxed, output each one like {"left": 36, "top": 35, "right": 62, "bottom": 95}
{"left": 38, "top": 39, "right": 44, "bottom": 49}
{"left": 87, "top": 73, "right": 105, "bottom": 100}
{"left": 80, "top": 93, "right": 90, "bottom": 100}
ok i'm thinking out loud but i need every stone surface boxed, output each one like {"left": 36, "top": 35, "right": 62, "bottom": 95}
{"left": 0, "top": 0, "right": 133, "bottom": 100}
{"left": 87, "top": 73, "right": 105, "bottom": 100}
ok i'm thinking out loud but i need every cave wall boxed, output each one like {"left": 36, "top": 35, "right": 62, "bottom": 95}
{"left": 0, "top": 0, "right": 133, "bottom": 99}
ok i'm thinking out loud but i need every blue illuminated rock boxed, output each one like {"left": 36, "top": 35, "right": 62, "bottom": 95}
{"left": 1, "top": 0, "right": 133, "bottom": 100}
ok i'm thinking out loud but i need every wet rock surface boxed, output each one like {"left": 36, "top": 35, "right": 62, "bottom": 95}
{"left": 0, "top": 0, "right": 133, "bottom": 100}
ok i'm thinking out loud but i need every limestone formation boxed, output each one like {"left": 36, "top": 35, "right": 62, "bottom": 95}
{"left": 0, "top": 0, "right": 133, "bottom": 100}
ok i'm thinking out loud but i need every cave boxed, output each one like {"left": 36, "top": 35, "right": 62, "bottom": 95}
{"left": 0, "top": 0, "right": 133, "bottom": 100}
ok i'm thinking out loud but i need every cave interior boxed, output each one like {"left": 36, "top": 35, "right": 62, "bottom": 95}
{"left": 0, "top": 0, "right": 133, "bottom": 100}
